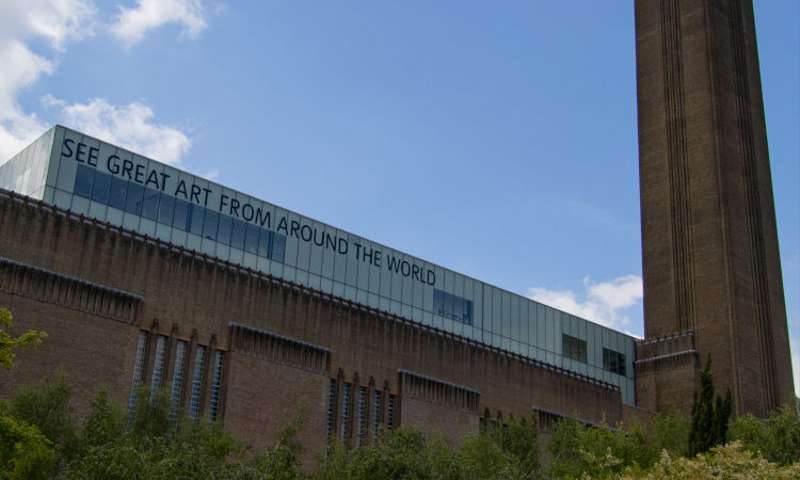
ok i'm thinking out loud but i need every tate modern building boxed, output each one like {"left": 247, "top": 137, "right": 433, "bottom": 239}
{"left": 0, "top": 125, "right": 637, "bottom": 451}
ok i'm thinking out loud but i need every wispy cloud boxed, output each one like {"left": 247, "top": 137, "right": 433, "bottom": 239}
{"left": 528, "top": 275, "right": 643, "bottom": 335}
{"left": 110, "top": 0, "right": 208, "bottom": 45}
{"left": 0, "top": 0, "right": 96, "bottom": 161}
{"left": 44, "top": 97, "right": 191, "bottom": 165}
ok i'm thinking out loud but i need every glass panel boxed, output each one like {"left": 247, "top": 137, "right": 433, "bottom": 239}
{"left": 258, "top": 230, "right": 272, "bottom": 257}
{"left": 141, "top": 189, "right": 159, "bottom": 221}
{"left": 149, "top": 336, "right": 167, "bottom": 402}
{"left": 173, "top": 199, "right": 189, "bottom": 231}
{"left": 91, "top": 171, "right": 111, "bottom": 203}
{"left": 188, "top": 204, "right": 204, "bottom": 236}
{"left": 74, "top": 165, "right": 94, "bottom": 198}
{"left": 203, "top": 211, "right": 219, "bottom": 241}
{"left": 271, "top": 233, "right": 286, "bottom": 263}
{"left": 245, "top": 224, "right": 259, "bottom": 254}
{"left": 230, "top": 219, "right": 246, "bottom": 250}
{"left": 157, "top": 194, "right": 175, "bottom": 226}
{"left": 217, "top": 214, "right": 232, "bottom": 246}
{"left": 125, "top": 183, "right": 144, "bottom": 215}
{"left": 108, "top": 177, "right": 127, "bottom": 210}
{"left": 189, "top": 345, "right": 206, "bottom": 419}
{"left": 169, "top": 340, "right": 188, "bottom": 421}
{"left": 208, "top": 350, "right": 224, "bottom": 422}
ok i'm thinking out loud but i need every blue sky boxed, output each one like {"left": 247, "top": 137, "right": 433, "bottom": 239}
{"left": 1, "top": 0, "right": 797, "bottom": 392}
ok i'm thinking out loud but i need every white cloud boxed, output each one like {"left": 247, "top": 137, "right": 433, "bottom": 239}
{"left": 528, "top": 275, "right": 643, "bottom": 334}
{"left": 0, "top": 0, "right": 96, "bottom": 161}
{"left": 53, "top": 98, "right": 191, "bottom": 165}
{"left": 110, "top": 0, "right": 207, "bottom": 45}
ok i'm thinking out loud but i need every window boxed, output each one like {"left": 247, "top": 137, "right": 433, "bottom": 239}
{"left": 74, "top": 165, "right": 94, "bottom": 198}
{"left": 371, "top": 390, "right": 383, "bottom": 441}
{"left": 157, "top": 194, "right": 175, "bottom": 226}
{"left": 217, "top": 214, "right": 232, "bottom": 245}
{"left": 562, "top": 334, "right": 587, "bottom": 363}
{"left": 188, "top": 205, "right": 204, "bottom": 236}
{"left": 354, "top": 386, "right": 367, "bottom": 447}
{"left": 271, "top": 233, "right": 286, "bottom": 262}
{"left": 173, "top": 199, "right": 190, "bottom": 231}
{"left": 141, "top": 189, "right": 159, "bottom": 221}
{"left": 387, "top": 394, "right": 398, "bottom": 429}
{"left": 188, "top": 346, "right": 206, "bottom": 419}
{"left": 603, "top": 348, "right": 626, "bottom": 376}
{"left": 258, "top": 230, "right": 271, "bottom": 257}
{"left": 127, "top": 331, "right": 148, "bottom": 414}
{"left": 245, "top": 224, "right": 260, "bottom": 254}
{"left": 108, "top": 177, "right": 127, "bottom": 210}
{"left": 125, "top": 183, "right": 144, "bottom": 215}
{"left": 169, "top": 340, "right": 188, "bottom": 421}
{"left": 326, "top": 378, "right": 338, "bottom": 442}
{"left": 91, "top": 170, "right": 111, "bottom": 203}
{"left": 203, "top": 211, "right": 219, "bottom": 241}
{"left": 149, "top": 335, "right": 168, "bottom": 402}
{"left": 230, "top": 219, "right": 246, "bottom": 250}
{"left": 433, "top": 289, "right": 473, "bottom": 325}
{"left": 208, "top": 350, "right": 224, "bottom": 422}
{"left": 339, "top": 383, "right": 351, "bottom": 443}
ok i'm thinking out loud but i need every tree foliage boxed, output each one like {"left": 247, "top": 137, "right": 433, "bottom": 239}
{"left": 0, "top": 374, "right": 798, "bottom": 479}
{"left": 0, "top": 307, "right": 46, "bottom": 370}
{"left": 688, "top": 357, "right": 732, "bottom": 456}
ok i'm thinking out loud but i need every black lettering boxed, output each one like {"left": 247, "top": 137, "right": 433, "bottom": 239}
{"left": 353, "top": 242, "right": 362, "bottom": 259}
{"left": 219, "top": 194, "right": 229, "bottom": 213}
{"left": 325, "top": 234, "right": 336, "bottom": 251}
{"left": 134, "top": 164, "right": 145, "bottom": 184}
{"left": 145, "top": 169, "right": 160, "bottom": 189}
{"left": 374, "top": 250, "right": 382, "bottom": 268}
{"left": 300, "top": 225, "right": 312, "bottom": 242}
{"left": 362, "top": 247, "right": 373, "bottom": 264}
{"left": 87, "top": 147, "right": 99, "bottom": 167}
{"left": 202, "top": 187, "right": 212, "bottom": 206}
{"left": 190, "top": 184, "right": 202, "bottom": 204}
{"left": 400, "top": 261, "right": 411, "bottom": 276}
{"left": 107, "top": 155, "right": 120, "bottom": 175}
{"left": 387, "top": 255, "right": 401, "bottom": 273}
{"left": 313, "top": 228, "right": 324, "bottom": 246}
{"left": 277, "top": 216, "right": 288, "bottom": 235}
{"left": 230, "top": 198, "right": 240, "bottom": 217}
{"left": 338, "top": 238, "right": 349, "bottom": 255}
{"left": 412, "top": 265, "right": 420, "bottom": 281}
{"left": 426, "top": 270, "right": 436, "bottom": 286}
{"left": 76, "top": 142, "right": 88, "bottom": 163}
{"left": 241, "top": 203, "right": 254, "bottom": 222}
{"left": 254, "top": 207, "right": 270, "bottom": 228}
{"left": 61, "top": 139, "right": 75, "bottom": 158}
{"left": 121, "top": 159, "right": 134, "bottom": 180}
{"left": 159, "top": 172, "right": 170, "bottom": 192}
{"left": 290, "top": 220, "right": 301, "bottom": 239}
{"left": 175, "top": 180, "right": 188, "bottom": 199}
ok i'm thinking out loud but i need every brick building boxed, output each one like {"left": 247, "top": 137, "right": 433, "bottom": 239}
{"left": 0, "top": 125, "right": 638, "bottom": 453}
{"left": 0, "top": 0, "right": 794, "bottom": 458}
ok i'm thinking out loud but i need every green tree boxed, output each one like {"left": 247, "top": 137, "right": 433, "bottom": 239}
{"left": 6, "top": 373, "right": 78, "bottom": 460}
{"left": 0, "top": 414, "right": 56, "bottom": 480}
{"left": 688, "top": 357, "right": 731, "bottom": 456}
{"left": 0, "top": 307, "right": 46, "bottom": 370}
{"left": 730, "top": 406, "right": 800, "bottom": 466}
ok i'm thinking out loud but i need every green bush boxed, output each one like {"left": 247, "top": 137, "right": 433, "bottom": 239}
{"left": 0, "top": 414, "right": 56, "bottom": 480}
{"left": 730, "top": 406, "right": 800, "bottom": 466}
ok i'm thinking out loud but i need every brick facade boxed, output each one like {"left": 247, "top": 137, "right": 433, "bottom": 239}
{"left": 0, "top": 191, "right": 626, "bottom": 458}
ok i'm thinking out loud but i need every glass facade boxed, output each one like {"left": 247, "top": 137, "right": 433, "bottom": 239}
{"left": 1, "top": 125, "right": 638, "bottom": 405}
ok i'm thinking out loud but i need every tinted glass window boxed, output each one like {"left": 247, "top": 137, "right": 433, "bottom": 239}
{"left": 203, "top": 211, "right": 219, "bottom": 240}
{"left": 108, "top": 177, "right": 127, "bottom": 210}
{"left": 173, "top": 199, "right": 189, "bottom": 231}
{"left": 125, "top": 183, "right": 144, "bottom": 215}
{"left": 230, "top": 219, "right": 246, "bottom": 250}
{"left": 432, "top": 289, "right": 473, "bottom": 325}
{"left": 258, "top": 230, "right": 272, "bottom": 257}
{"left": 141, "top": 189, "right": 159, "bottom": 221}
{"left": 91, "top": 171, "right": 111, "bottom": 203}
{"left": 74, "top": 165, "right": 94, "bottom": 198}
{"left": 271, "top": 233, "right": 286, "bottom": 263}
{"left": 563, "top": 334, "right": 587, "bottom": 363}
{"left": 188, "top": 205, "right": 204, "bottom": 235}
{"left": 217, "top": 214, "right": 232, "bottom": 245}
{"left": 157, "top": 194, "right": 175, "bottom": 225}
{"left": 245, "top": 224, "right": 259, "bottom": 254}
{"left": 603, "top": 348, "right": 626, "bottom": 376}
